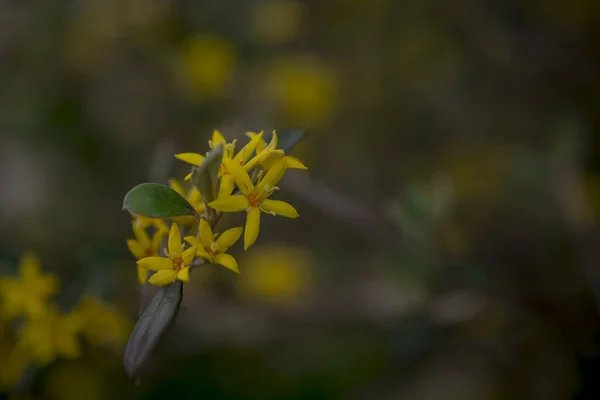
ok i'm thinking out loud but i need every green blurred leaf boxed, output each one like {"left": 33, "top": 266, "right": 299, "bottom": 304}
{"left": 192, "top": 143, "right": 223, "bottom": 203}
{"left": 123, "top": 183, "right": 198, "bottom": 218}
{"left": 123, "top": 281, "right": 183, "bottom": 380}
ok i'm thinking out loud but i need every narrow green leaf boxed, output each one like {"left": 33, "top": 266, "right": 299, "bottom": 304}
{"left": 192, "top": 143, "right": 223, "bottom": 202}
{"left": 123, "top": 183, "right": 197, "bottom": 218}
{"left": 265, "top": 129, "right": 306, "bottom": 153}
{"left": 123, "top": 281, "right": 183, "bottom": 380}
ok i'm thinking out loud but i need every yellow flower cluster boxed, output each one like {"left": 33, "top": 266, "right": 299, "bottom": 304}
{"left": 128, "top": 129, "right": 307, "bottom": 286}
{"left": 0, "top": 254, "right": 131, "bottom": 389}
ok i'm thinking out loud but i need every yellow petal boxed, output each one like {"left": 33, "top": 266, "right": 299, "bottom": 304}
{"left": 137, "top": 257, "right": 173, "bottom": 271}
{"left": 214, "top": 253, "right": 239, "bottom": 273}
{"left": 169, "top": 179, "right": 185, "bottom": 196}
{"left": 151, "top": 230, "right": 165, "bottom": 253}
{"left": 137, "top": 265, "right": 149, "bottom": 285}
{"left": 132, "top": 222, "right": 151, "bottom": 248}
{"left": 182, "top": 247, "right": 196, "bottom": 265}
{"left": 209, "top": 195, "right": 249, "bottom": 212}
{"left": 148, "top": 269, "right": 177, "bottom": 286}
{"left": 225, "top": 158, "right": 254, "bottom": 196}
{"left": 256, "top": 159, "right": 286, "bottom": 197}
{"left": 285, "top": 156, "right": 308, "bottom": 170}
{"left": 244, "top": 207, "right": 261, "bottom": 249}
{"left": 184, "top": 236, "right": 201, "bottom": 247}
{"left": 175, "top": 152, "right": 205, "bottom": 166}
{"left": 246, "top": 131, "right": 266, "bottom": 153}
{"left": 199, "top": 218, "right": 213, "bottom": 248}
{"left": 168, "top": 223, "right": 182, "bottom": 255}
{"left": 188, "top": 187, "right": 204, "bottom": 206}
{"left": 234, "top": 131, "right": 263, "bottom": 164}
{"left": 261, "top": 199, "right": 299, "bottom": 218}
{"left": 177, "top": 267, "right": 190, "bottom": 282}
{"left": 211, "top": 129, "right": 226, "bottom": 147}
{"left": 184, "top": 171, "right": 193, "bottom": 181}
{"left": 185, "top": 236, "right": 210, "bottom": 259}
{"left": 259, "top": 149, "right": 285, "bottom": 170}
{"left": 127, "top": 239, "right": 147, "bottom": 259}
{"left": 215, "top": 227, "right": 243, "bottom": 251}
{"left": 218, "top": 174, "right": 235, "bottom": 198}
{"left": 153, "top": 219, "right": 169, "bottom": 233}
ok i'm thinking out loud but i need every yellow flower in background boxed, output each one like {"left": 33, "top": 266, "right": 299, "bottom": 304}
{"left": 251, "top": 0, "right": 304, "bottom": 45}
{"left": 169, "top": 178, "right": 205, "bottom": 226}
{"left": 72, "top": 296, "right": 131, "bottom": 351}
{"left": 237, "top": 245, "right": 312, "bottom": 303}
{"left": 0, "top": 253, "right": 58, "bottom": 319}
{"left": 180, "top": 34, "right": 235, "bottom": 98}
{"left": 209, "top": 158, "right": 299, "bottom": 249}
{"left": 264, "top": 55, "right": 336, "bottom": 127}
{"left": 127, "top": 221, "right": 166, "bottom": 284}
{"left": 137, "top": 223, "right": 196, "bottom": 286}
{"left": 175, "top": 129, "right": 265, "bottom": 197}
{"left": 133, "top": 214, "right": 168, "bottom": 234}
{"left": 184, "top": 218, "right": 242, "bottom": 273}
{"left": 17, "top": 307, "right": 82, "bottom": 366}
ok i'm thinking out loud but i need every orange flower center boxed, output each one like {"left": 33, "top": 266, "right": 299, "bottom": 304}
{"left": 248, "top": 192, "right": 262, "bottom": 208}
{"left": 172, "top": 257, "right": 184, "bottom": 271}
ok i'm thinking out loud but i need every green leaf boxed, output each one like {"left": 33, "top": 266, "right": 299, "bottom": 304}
{"left": 123, "top": 183, "right": 197, "bottom": 218}
{"left": 265, "top": 129, "right": 306, "bottom": 153}
{"left": 191, "top": 143, "right": 223, "bottom": 202}
{"left": 123, "top": 281, "right": 183, "bottom": 380}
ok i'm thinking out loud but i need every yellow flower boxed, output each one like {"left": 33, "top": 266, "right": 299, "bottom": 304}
{"left": 0, "top": 253, "right": 58, "bottom": 319}
{"left": 137, "top": 223, "right": 196, "bottom": 286}
{"left": 179, "top": 34, "right": 235, "bottom": 98}
{"left": 169, "top": 178, "right": 205, "bottom": 225}
{"left": 184, "top": 218, "right": 241, "bottom": 273}
{"left": 175, "top": 129, "right": 265, "bottom": 197}
{"left": 264, "top": 56, "right": 336, "bottom": 127}
{"left": 72, "top": 296, "right": 131, "bottom": 351}
{"left": 17, "top": 307, "right": 82, "bottom": 366}
{"left": 208, "top": 157, "right": 299, "bottom": 249}
{"left": 126, "top": 221, "right": 166, "bottom": 285}
{"left": 133, "top": 214, "right": 169, "bottom": 233}
{"left": 237, "top": 245, "right": 312, "bottom": 304}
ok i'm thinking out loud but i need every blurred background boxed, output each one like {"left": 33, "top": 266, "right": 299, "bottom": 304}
{"left": 1, "top": 0, "right": 600, "bottom": 398}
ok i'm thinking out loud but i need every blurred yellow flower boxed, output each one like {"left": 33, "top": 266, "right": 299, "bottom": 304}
{"left": 264, "top": 56, "right": 336, "bottom": 127}
{"left": 0, "top": 253, "right": 58, "bottom": 320}
{"left": 72, "top": 296, "right": 131, "bottom": 351}
{"left": 237, "top": 245, "right": 312, "bottom": 303}
{"left": 133, "top": 214, "right": 169, "bottom": 233}
{"left": 169, "top": 178, "right": 205, "bottom": 226}
{"left": 184, "top": 218, "right": 242, "bottom": 274}
{"left": 17, "top": 307, "right": 82, "bottom": 366}
{"left": 127, "top": 221, "right": 166, "bottom": 284}
{"left": 251, "top": 0, "right": 304, "bottom": 44}
{"left": 209, "top": 157, "right": 299, "bottom": 249}
{"left": 137, "top": 223, "right": 196, "bottom": 286}
{"left": 179, "top": 34, "right": 235, "bottom": 98}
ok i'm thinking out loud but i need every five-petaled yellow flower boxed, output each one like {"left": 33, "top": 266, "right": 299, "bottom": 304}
{"left": 209, "top": 157, "right": 299, "bottom": 249}
{"left": 184, "top": 218, "right": 242, "bottom": 273}
{"left": 137, "top": 224, "right": 196, "bottom": 286}
{"left": 175, "top": 129, "right": 267, "bottom": 197}
{"left": 126, "top": 221, "right": 166, "bottom": 285}
{"left": 17, "top": 306, "right": 82, "bottom": 366}
{"left": 0, "top": 253, "right": 58, "bottom": 319}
